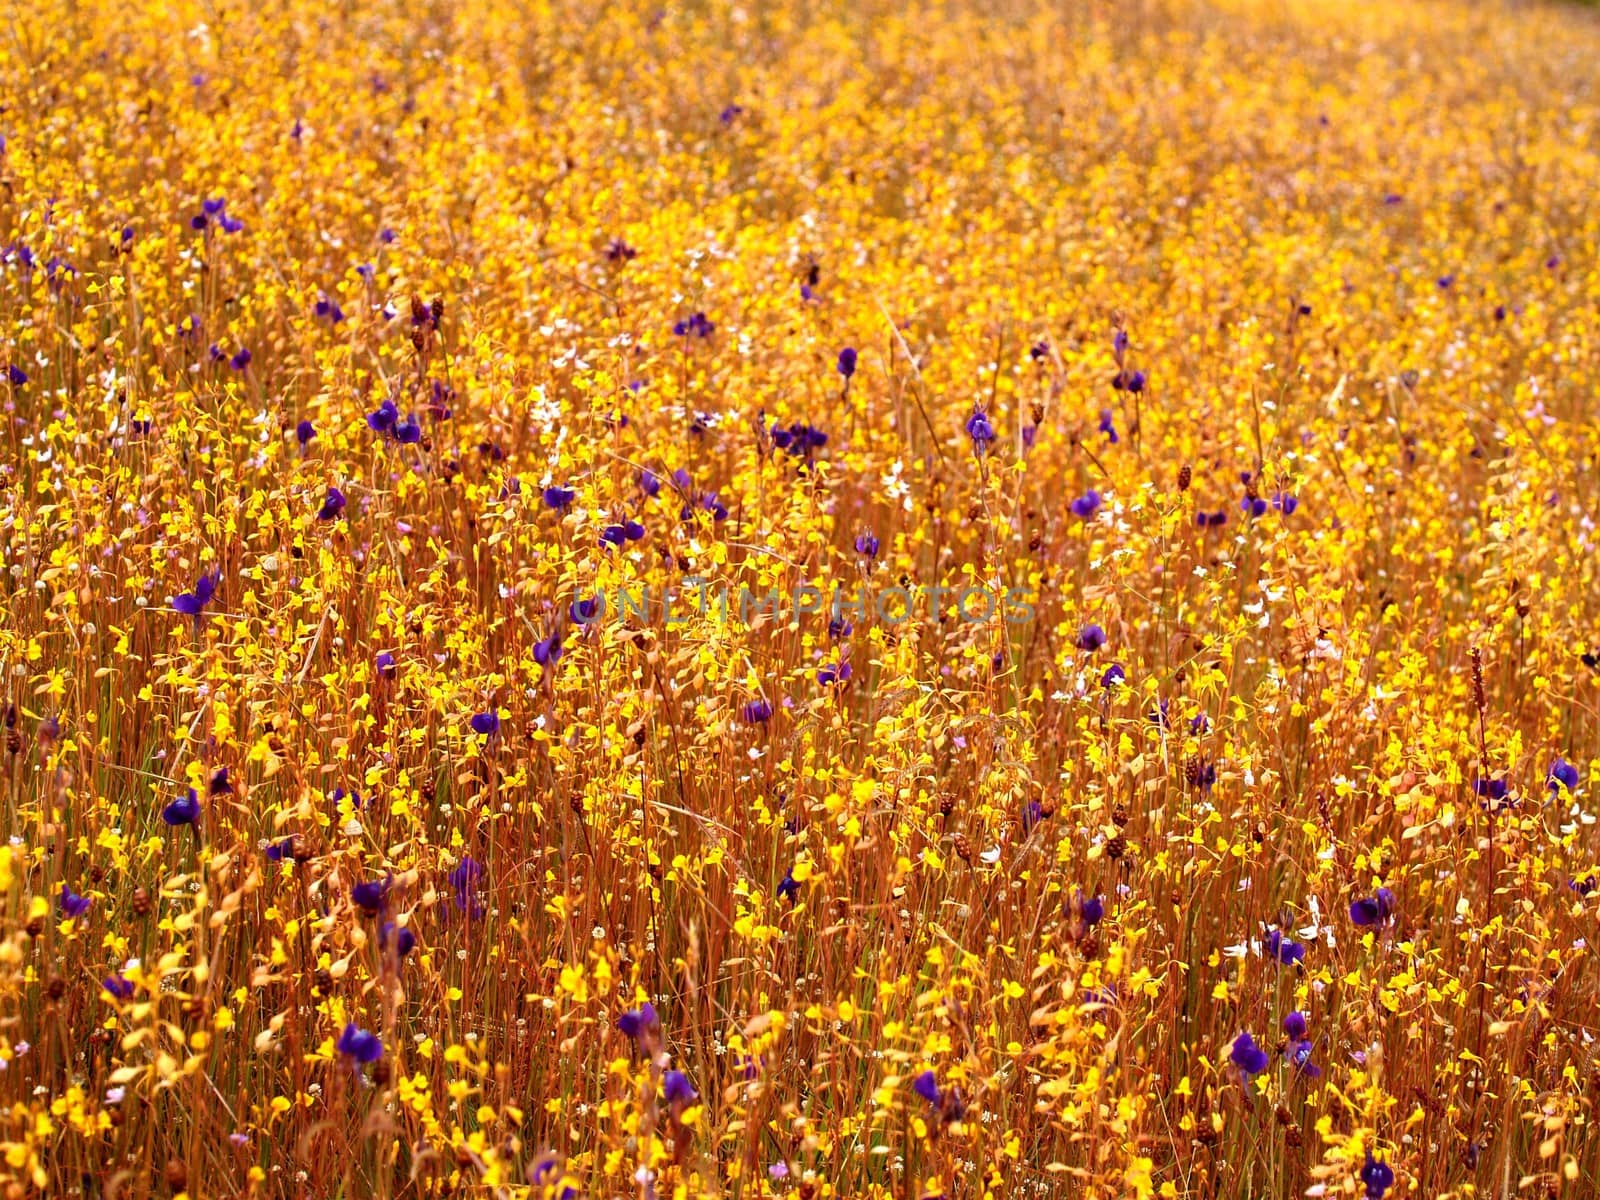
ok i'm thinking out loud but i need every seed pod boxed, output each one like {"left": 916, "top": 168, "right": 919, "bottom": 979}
{"left": 165, "top": 1159, "right": 188, "bottom": 1192}
{"left": 953, "top": 833, "right": 973, "bottom": 862}
{"left": 1177, "top": 463, "right": 1192, "bottom": 492}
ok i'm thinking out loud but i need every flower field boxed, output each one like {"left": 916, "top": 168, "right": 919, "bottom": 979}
{"left": 3, "top": 0, "right": 1600, "bottom": 1195}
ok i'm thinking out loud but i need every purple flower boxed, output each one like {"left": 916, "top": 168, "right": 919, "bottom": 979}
{"left": 1550, "top": 758, "right": 1580, "bottom": 792}
{"left": 171, "top": 570, "right": 219, "bottom": 618}
{"left": 366, "top": 399, "right": 399, "bottom": 434}
{"left": 1070, "top": 490, "right": 1102, "bottom": 520}
{"left": 912, "top": 1071, "right": 941, "bottom": 1105}
{"left": 638, "top": 470, "right": 661, "bottom": 497}
{"left": 965, "top": 408, "right": 996, "bottom": 452}
{"left": 1197, "top": 510, "right": 1228, "bottom": 528}
{"left": 1077, "top": 891, "right": 1105, "bottom": 928}
{"left": 1101, "top": 663, "right": 1126, "bottom": 688}
{"left": 533, "top": 632, "right": 564, "bottom": 666}
{"left": 616, "top": 1002, "right": 659, "bottom": 1045}
{"left": 1240, "top": 495, "right": 1268, "bottom": 518}
{"left": 719, "top": 104, "right": 743, "bottom": 125}
{"left": 672, "top": 312, "right": 714, "bottom": 339}
{"left": 837, "top": 347, "right": 857, "bottom": 379}
{"left": 1076, "top": 623, "right": 1106, "bottom": 652}
{"left": 854, "top": 531, "right": 879, "bottom": 558}
{"left": 1098, "top": 409, "right": 1119, "bottom": 444}
{"left": 448, "top": 856, "right": 482, "bottom": 914}
{"left": 777, "top": 871, "right": 801, "bottom": 904}
{"left": 1020, "top": 798, "right": 1045, "bottom": 833}
{"left": 102, "top": 974, "right": 135, "bottom": 1001}
{"left": 470, "top": 711, "right": 501, "bottom": 737}
{"left": 314, "top": 295, "right": 345, "bottom": 324}
{"left": 296, "top": 419, "right": 316, "bottom": 447}
{"left": 1349, "top": 887, "right": 1396, "bottom": 927}
{"left": 570, "top": 596, "right": 602, "bottom": 625}
{"left": 1230, "top": 1032, "right": 1270, "bottom": 1077}
{"left": 161, "top": 788, "right": 201, "bottom": 826}
{"left": 1111, "top": 369, "right": 1146, "bottom": 394}
{"left": 817, "top": 661, "right": 852, "bottom": 687}
{"left": 394, "top": 414, "right": 421, "bottom": 444}
{"left": 605, "top": 237, "right": 637, "bottom": 263}
{"left": 1360, "top": 1152, "right": 1394, "bottom": 1200}
{"left": 380, "top": 920, "right": 416, "bottom": 958}
{"left": 209, "top": 766, "right": 233, "bottom": 796}
{"left": 663, "top": 1070, "right": 698, "bottom": 1106}
{"left": 265, "top": 837, "right": 297, "bottom": 863}
{"left": 229, "top": 348, "right": 251, "bottom": 371}
{"left": 1287, "top": 1038, "right": 1320, "bottom": 1078}
{"left": 741, "top": 698, "right": 773, "bottom": 725}
{"left": 351, "top": 877, "right": 390, "bottom": 915}
{"left": 1282, "top": 1011, "right": 1307, "bottom": 1039}
{"left": 1029, "top": 340, "right": 1050, "bottom": 362}
{"left": 6, "top": 365, "right": 26, "bottom": 386}
{"left": 1272, "top": 492, "right": 1299, "bottom": 515}
{"left": 543, "top": 485, "right": 576, "bottom": 510}
{"left": 1264, "top": 929, "right": 1305, "bottom": 966}
{"left": 317, "top": 487, "right": 347, "bottom": 521}
{"left": 337, "top": 1022, "right": 383, "bottom": 1064}
{"left": 59, "top": 884, "right": 92, "bottom": 919}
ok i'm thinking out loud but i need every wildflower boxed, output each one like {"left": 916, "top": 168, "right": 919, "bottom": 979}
{"left": 448, "top": 857, "right": 483, "bottom": 916}
{"left": 375, "top": 651, "right": 396, "bottom": 679}
{"left": 58, "top": 884, "right": 92, "bottom": 919}
{"left": 777, "top": 870, "right": 801, "bottom": 904}
{"left": 741, "top": 698, "right": 774, "bottom": 725}
{"left": 1029, "top": 340, "right": 1050, "bottom": 362}
{"left": 336, "top": 1022, "right": 383, "bottom": 1064}
{"left": 1264, "top": 929, "right": 1305, "bottom": 966}
{"left": 854, "top": 531, "right": 879, "bottom": 558}
{"left": 533, "top": 631, "right": 563, "bottom": 665}
{"left": 379, "top": 921, "right": 416, "bottom": 958}
{"left": 209, "top": 766, "right": 233, "bottom": 795}
{"left": 1240, "top": 494, "right": 1268, "bottom": 518}
{"left": 604, "top": 237, "right": 637, "bottom": 262}
{"left": 663, "top": 1070, "right": 698, "bottom": 1106}
{"left": 102, "top": 974, "right": 135, "bottom": 1002}
{"left": 161, "top": 788, "right": 202, "bottom": 827}
{"left": 264, "top": 837, "right": 298, "bottom": 863}
{"left": 912, "top": 1071, "right": 941, "bottom": 1105}
{"left": 1070, "top": 490, "right": 1101, "bottom": 519}
{"left": 837, "top": 346, "right": 857, "bottom": 379}
{"left": 1111, "top": 369, "right": 1146, "bottom": 393}
{"left": 672, "top": 312, "right": 714, "bottom": 338}
{"left": 6, "top": 365, "right": 26, "bottom": 386}
{"left": 543, "top": 485, "right": 576, "bottom": 510}
{"left": 314, "top": 294, "right": 344, "bottom": 323}
{"left": 317, "top": 487, "right": 347, "bottom": 520}
{"left": 638, "top": 469, "right": 661, "bottom": 497}
{"left": 351, "top": 877, "right": 390, "bottom": 915}
{"left": 1098, "top": 409, "right": 1119, "bottom": 443}
{"left": 1287, "top": 1038, "right": 1320, "bottom": 1078}
{"left": 1272, "top": 491, "right": 1299, "bottom": 515}
{"left": 1020, "top": 798, "right": 1045, "bottom": 833}
{"left": 1075, "top": 623, "right": 1106, "bottom": 651}
{"left": 1069, "top": 890, "right": 1105, "bottom": 934}
{"left": 171, "top": 570, "right": 220, "bottom": 618}
{"left": 965, "top": 407, "right": 996, "bottom": 453}
{"left": 1230, "top": 1032, "right": 1270, "bottom": 1078}
{"left": 817, "top": 660, "right": 852, "bottom": 687}
{"left": 1282, "top": 1011, "right": 1307, "bottom": 1039}
{"left": 1197, "top": 510, "right": 1228, "bottom": 528}
{"left": 1102, "top": 663, "right": 1126, "bottom": 688}
{"left": 366, "top": 399, "right": 399, "bottom": 434}
{"left": 296, "top": 419, "right": 316, "bottom": 447}
{"left": 1349, "top": 887, "right": 1397, "bottom": 926}
{"left": 1148, "top": 699, "right": 1170, "bottom": 728}
{"left": 719, "top": 104, "right": 743, "bottom": 125}
{"left": 616, "top": 1002, "right": 659, "bottom": 1045}
{"left": 229, "top": 347, "right": 252, "bottom": 371}
{"left": 570, "top": 596, "right": 602, "bottom": 624}
{"left": 394, "top": 414, "right": 421, "bottom": 444}
{"left": 1359, "top": 1152, "right": 1395, "bottom": 1200}
{"left": 1549, "top": 757, "right": 1580, "bottom": 792}
{"left": 470, "top": 711, "right": 501, "bottom": 737}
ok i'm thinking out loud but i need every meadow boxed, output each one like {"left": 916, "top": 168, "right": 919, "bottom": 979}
{"left": 3, "top": 0, "right": 1600, "bottom": 1196}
